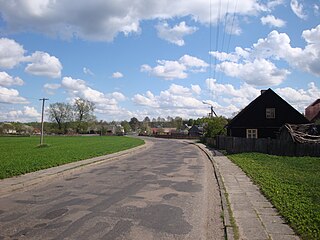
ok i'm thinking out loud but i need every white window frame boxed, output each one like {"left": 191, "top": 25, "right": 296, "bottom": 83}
{"left": 246, "top": 129, "right": 258, "bottom": 138}
{"left": 266, "top": 108, "right": 275, "bottom": 119}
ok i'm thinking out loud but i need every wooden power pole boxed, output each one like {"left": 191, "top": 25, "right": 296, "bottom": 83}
{"left": 39, "top": 98, "right": 49, "bottom": 145}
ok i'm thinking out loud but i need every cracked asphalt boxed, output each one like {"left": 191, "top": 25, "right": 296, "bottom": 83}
{"left": 0, "top": 138, "right": 224, "bottom": 239}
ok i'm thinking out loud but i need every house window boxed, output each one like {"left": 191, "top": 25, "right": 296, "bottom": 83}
{"left": 266, "top": 108, "right": 275, "bottom": 119}
{"left": 246, "top": 129, "right": 258, "bottom": 138}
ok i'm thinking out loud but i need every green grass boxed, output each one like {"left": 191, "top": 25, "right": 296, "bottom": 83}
{"left": 228, "top": 153, "right": 320, "bottom": 240}
{"left": 0, "top": 136, "right": 144, "bottom": 179}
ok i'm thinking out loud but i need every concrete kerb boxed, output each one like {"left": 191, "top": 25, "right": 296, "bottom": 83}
{"left": 0, "top": 139, "right": 153, "bottom": 197}
{"left": 193, "top": 142, "right": 236, "bottom": 240}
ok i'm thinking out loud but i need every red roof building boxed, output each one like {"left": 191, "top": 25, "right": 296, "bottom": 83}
{"left": 305, "top": 99, "right": 320, "bottom": 122}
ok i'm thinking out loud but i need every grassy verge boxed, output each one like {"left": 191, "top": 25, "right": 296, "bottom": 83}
{"left": 228, "top": 152, "right": 320, "bottom": 240}
{"left": 0, "top": 136, "right": 144, "bottom": 179}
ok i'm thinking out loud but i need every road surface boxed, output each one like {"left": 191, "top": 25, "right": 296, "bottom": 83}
{"left": 0, "top": 138, "right": 224, "bottom": 239}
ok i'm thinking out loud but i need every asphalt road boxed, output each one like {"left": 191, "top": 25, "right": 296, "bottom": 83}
{"left": 0, "top": 138, "right": 224, "bottom": 240}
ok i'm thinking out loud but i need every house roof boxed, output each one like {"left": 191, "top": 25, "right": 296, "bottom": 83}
{"left": 307, "top": 99, "right": 320, "bottom": 108}
{"left": 188, "top": 125, "right": 203, "bottom": 132}
{"left": 227, "top": 88, "right": 309, "bottom": 128}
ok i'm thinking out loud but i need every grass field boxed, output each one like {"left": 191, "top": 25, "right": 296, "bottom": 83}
{"left": 0, "top": 136, "right": 144, "bottom": 179}
{"left": 228, "top": 153, "right": 320, "bottom": 240}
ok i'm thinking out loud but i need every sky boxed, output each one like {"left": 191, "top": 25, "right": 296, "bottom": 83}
{"left": 0, "top": 0, "right": 319, "bottom": 122}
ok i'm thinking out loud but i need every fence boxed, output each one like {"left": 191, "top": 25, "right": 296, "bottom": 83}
{"left": 211, "top": 135, "right": 320, "bottom": 157}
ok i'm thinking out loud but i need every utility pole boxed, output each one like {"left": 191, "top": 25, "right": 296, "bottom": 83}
{"left": 39, "top": 98, "right": 49, "bottom": 145}
{"left": 202, "top": 101, "right": 218, "bottom": 118}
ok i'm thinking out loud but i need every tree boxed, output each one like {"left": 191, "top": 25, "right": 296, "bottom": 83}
{"left": 48, "top": 102, "right": 73, "bottom": 133}
{"left": 73, "top": 98, "right": 95, "bottom": 122}
{"left": 143, "top": 116, "right": 151, "bottom": 123}
{"left": 121, "top": 120, "right": 131, "bottom": 133}
{"left": 174, "top": 116, "right": 183, "bottom": 129}
{"left": 129, "top": 117, "right": 140, "bottom": 132}
{"left": 187, "top": 118, "right": 194, "bottom": 126}
{"left": 203, "top": 116, "right": 228, "bottom": 138}
{"left": 73, "top": 98, "right": 96, "bottom": 133}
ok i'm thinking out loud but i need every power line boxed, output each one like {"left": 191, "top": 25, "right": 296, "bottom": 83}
{"left": 213, "top": 0, "right": 222, "bottom": 80}
{"left": 209, "top": 0, "right": 212, "bottom": 80}
{"left": 221, "top": 0, "right": 230, "bottom": 53}
{"left": 226, "top": 0, "right": 238, "bottom": 54}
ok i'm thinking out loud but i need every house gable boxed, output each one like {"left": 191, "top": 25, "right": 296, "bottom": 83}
{"left": 305, "top": 99, "right": 320, "bottom": 122}
{"left": 227, "top": 88, "right": 309, "bottom": 138}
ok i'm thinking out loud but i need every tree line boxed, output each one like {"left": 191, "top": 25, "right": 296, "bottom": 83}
{"left": 1, "top": 98, "right": 229, "bottom": 138}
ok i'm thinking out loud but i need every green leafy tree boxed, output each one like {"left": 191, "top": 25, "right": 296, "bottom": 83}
{"left": 174, "top": 116, "right": 183, "bottom": 130}
{"left": 121, "top": 120, "right": 131, "bottom": 133}
{"left": 203, "top": 117, "right": 228, "bottom": 138}
{"left": 129, "top": 117, "right": 140, "bottom": 132}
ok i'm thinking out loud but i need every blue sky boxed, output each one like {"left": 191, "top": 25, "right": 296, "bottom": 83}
{"left": 0, "top": 0, "right": 319, "bottom": 122}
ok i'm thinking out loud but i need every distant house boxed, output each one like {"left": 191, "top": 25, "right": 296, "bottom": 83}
{"left": 305, "top": 99, "right": 320, "bottom": 122}
{"left": 106, "top": 125, "right": 124, "bottom": 136}
{"left": 227, "top": 89, "right": 309, "bottom": 139}
{"left": 151, "top": 127, "right": 176, "bottom": 135}
{"left": 188, "top": 125, "right": 203, "bottom": 137}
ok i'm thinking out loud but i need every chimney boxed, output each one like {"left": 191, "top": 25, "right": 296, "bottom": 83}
{"left": 261, "top": 90, "right": 267, "bottom": 95}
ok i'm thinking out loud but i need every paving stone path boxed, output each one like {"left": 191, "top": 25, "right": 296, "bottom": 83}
{"left": 212, "top": 150, "right": 300, "bottom": 240}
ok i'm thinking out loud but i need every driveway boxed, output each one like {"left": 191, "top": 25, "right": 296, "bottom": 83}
{"left": 0, "top": 138, "right": 224, "bottom": 239}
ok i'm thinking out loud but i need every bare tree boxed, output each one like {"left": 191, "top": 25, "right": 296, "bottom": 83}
{"left": 48, "top": 102, "right": 73, "bottom": 133}
{"left": 73, "top": 98, "right": 96, "bottom": 133}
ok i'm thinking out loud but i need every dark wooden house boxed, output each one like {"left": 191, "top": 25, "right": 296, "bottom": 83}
{"left": 226, "top": 89, "right": 309, "bottom": 139}
{"left": 188, "top": 125, "right": 203, "bottom": 137}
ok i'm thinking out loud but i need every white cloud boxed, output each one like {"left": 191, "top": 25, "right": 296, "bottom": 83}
{"left": 2, "top": 106, "right": 41, "bottom": 122}
{"left": 133, "top": 83, "right": 210, "bottom": 119}
{"left": 191, "top": 84, "right": 201, "bottom": 95}
{"left": 206, "top": 78, "right": 260, "bottom": 107}
{"left": 0, "top": 72, "right": 24, "bottom": 87}
{"left": 0, "top": 0, "right": 265, "bottom": 42}
{"left": 24, "top": 51, "right": 62, "bottom": 78}
{"left": 112, "top": 72, "right": 124, "bottom": 78}
{"left": 141, "top": 55, "right": 208, "bottom": 80}
{"left": 314, "top": 4, "right": 320, "bottom": 15}
{"left": 218, "top": 59, "right": 290, "bottom": 86}
{"left": 179, "top": 55, "right": 208, "bottom": 72}
{"left": 302, "top": 25, "right": 320, "bottom": 44}
{"left": 205, "top": 78, "right": 320, "bottom": 117}
{"left": 209, "top": 51, "right": 239, "bottom": 62}
{"left": 0, "top": 86, "right": 28, "bottom": 104}
{"left": 83, "top": 67, "right": 94, "bottom": 75}
{"left": 266, "top": 0, "right": 285, "bottom": 9}
{"left": 261, "top": 15, "right": 286, "bottom": 28}
{"left": 290, "top": 0, "right": 307, "bottom": 20}
{"left": 0, "top": 38, "right": 62, "bottom": 79}
{"left": 44, "top": 83, "right": 61, "bottom": 95}
{"left": 0, "top": 38, "right": 25, "bottom": 69}
{"left": 141, "top": 60, "right": 187, "bottom": 80}
{"left": 61, "top": 76, "right": 128, "bottom": 118}
{"left": 111, "top": 92, "right": 126, "bottom": 101}
{"left": 156, "top": 21, "right": 197, "bottom": 46}
{"left": 44, "top": 83, "right": 61, "bottom": 90}
{"left": 252, "top": 27, "right": 320, "bottom": 76}
{"left": 211, "top": 25, "right": 320, "bottom": 85}
{"left": 275, "top": 82, "right": 320, "bottom": 113}
{"left": 132, "top": 91, "right": 159, "bottom": 108}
